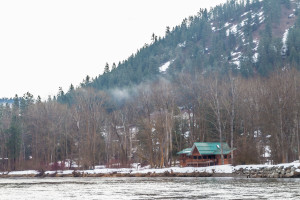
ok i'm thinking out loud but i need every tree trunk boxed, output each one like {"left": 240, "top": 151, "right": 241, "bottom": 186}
{"left": 230, "top": 76, "right": 235, "bottom": 165}
{"left": 215, "top": 79, "right": 224, "bottom": 165}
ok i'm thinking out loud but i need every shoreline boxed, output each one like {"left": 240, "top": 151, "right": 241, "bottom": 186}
{"left": 0, "top": 172, "right": 296, "bottom": 178}
{"left": 0, "top": 171, "right": 214, "bottom": 178}
{"left": 1, "top": 162, "right": 300, "bottom": 178}
{"left": 0, "top": 171, "right": 247, "bottom": 178}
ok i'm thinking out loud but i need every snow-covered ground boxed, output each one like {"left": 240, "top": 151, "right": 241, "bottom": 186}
{"left": 230, "top": 51, "right": 242, "bottom": 68}
{"left": 282, "top": 28, "right": 289, "bottom": 46}
{"left": 159, "top": 60, "right": 174, "bottom": 73}
{"left": 2, "top": 161, "right": 300, "bottom": 176}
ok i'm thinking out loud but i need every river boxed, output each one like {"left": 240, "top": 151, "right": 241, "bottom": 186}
{"left": 0, "top": 177, "right": 299, "bottom": 199}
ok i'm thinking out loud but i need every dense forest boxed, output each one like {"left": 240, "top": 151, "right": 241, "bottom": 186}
{"left": 1, "top": 0, "right": 300, "bottom": 171}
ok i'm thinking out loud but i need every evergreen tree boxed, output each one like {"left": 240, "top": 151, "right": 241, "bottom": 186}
{"left": 12, "top": 94, "right": 19, "bottom": 116}
{"left": 57, "top": 87, "right": 67, "bottom": 104}
{"left": 6, "top": 114, "right": 21, "bottom": 170}
{"left": 20, "top": 92, "right": 34, "bottom": 115}
{"left": 104, "top": 63, "right": 110, "bottom": 73}
{"left": 85, "top": 75, "right": 90, "bottom": 85}
{"left": 246, "top": 0, "right": 250, "bottom": 11}
{"left": 165, "top": 26, "right": 170, "bottom": 35}
{"left": 112, "top": 63, "right": 117, "bottom": 70}
{"left": 36, "top": 95, "right": 42, "bottom": 103}
{"left": 69, "top": 84, "right": 75, "bottom": 92}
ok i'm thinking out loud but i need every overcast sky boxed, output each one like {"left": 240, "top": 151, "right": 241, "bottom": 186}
{"left": 0, "top": 0, "right": 226, "bottom": 99}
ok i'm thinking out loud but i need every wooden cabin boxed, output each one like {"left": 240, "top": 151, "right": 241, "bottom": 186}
{"left": 177, "top": 142, "right": 235, "bottom": 167}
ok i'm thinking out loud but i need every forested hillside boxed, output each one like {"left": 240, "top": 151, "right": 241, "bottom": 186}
{"left": 1, "top": 0, "right": 300, "bottom": 171}
{"left": 78, "top": 0, "right": 297, "bottom": 91}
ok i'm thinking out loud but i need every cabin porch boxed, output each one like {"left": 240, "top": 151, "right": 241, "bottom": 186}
{"left": 179, "top": 154, "right": 232, "bottom": 167}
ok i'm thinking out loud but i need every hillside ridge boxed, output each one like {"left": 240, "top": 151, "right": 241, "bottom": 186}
{"left": 69, "top": 0, "right": 299, "bottom": 94}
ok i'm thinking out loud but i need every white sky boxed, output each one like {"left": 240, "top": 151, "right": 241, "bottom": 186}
{"left": 0, "top": 0, "right": 226, "bottom": 99}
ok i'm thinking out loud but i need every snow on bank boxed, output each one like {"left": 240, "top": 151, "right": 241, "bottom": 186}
{"left": 8, "top": 170, "right": 39, "bottom": 175}
{"left": 2, "top": 161, "right": 300, "bottom": 176}
{"left": 234, "top": 162, "right": 300, "bottom": 171}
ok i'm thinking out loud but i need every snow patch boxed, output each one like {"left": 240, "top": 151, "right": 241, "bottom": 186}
{"left": 232, "top": 61, "right": 241, "bottom": 69}
{"left": 282, "top": 28, "right": 289, "bottom": 46}
{"left": 259, "top": 15, "right": 265, "bottom": 23}
{"left": 254, "top": 130, "right": 261, "bottom": 138}
{"left": 240, "top": 18, "right": 247, "bottom": 27}
{"left": 178, "top": 41, "right": 186, "bottom": 48}
{"left": 159, "top": 60, "right": 174, "bottom": 73}
{"left": 257, "top": 11, "right": 264, "bottom": 17}
{"left": 263, "top": 146, "right": 271, "bottom": 158}
{"left": 253, "top": 40, "right": 259, "bottom": 51}
{"left": 8, "top": 170, "right": 39, "bottom": 175}
{"left": 224, "top": 22, "right": 231, "bottom": 28}
{"left": 253, "top": 53, "right": 259, "bottom": 63}
{"left": 230, "top": 51, "right": 242, "bottom": 68}
{"left": 226, "top": 24, "right": 238, "bottom": 36}
{"left": 241, "top": 11, "right": 251, "bottom": 17}
{"left": 184, "top": 131, "right": 190, "bottom": 138}
{"left": 225, "top": 8, "right": 264, "bottom": 42}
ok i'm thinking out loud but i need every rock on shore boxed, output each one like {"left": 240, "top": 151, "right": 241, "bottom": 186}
{"left": 234, "top": 164, "right": 300, "bottom": 178}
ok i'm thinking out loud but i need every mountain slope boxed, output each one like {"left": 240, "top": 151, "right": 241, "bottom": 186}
{"left": 73, "top": 0, "right": 299, "bottom": 92}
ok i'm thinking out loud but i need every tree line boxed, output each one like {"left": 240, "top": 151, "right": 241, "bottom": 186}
{"left": 1, "top": 68, "right": 300, "bottom": 171}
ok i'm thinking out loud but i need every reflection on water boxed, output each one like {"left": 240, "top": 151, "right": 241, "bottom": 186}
{"left": 0, "top": 177, "right": 300, "bottom": 199}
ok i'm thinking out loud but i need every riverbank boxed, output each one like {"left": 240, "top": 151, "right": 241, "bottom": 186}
{"left": 1, "top": 162, "right": 300, "bottom": 178}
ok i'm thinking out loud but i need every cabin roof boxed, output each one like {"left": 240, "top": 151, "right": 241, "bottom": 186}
{"left": 178, "top": 142, "right": 235, "bottom": 155}
{"left": 177, "top": 148, "right": 192, "bottom": 155}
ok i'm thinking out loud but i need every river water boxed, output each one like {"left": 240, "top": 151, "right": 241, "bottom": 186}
{"left": 0, "top": 177, "right": 299, "bottom": 199}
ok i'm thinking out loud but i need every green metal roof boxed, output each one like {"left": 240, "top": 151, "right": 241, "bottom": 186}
{"left": 177, "top": 148, "right": 192, "bottom": 155}
{"left": 178, "top": 142, "right": 235, "bottom": 156}
{"left": 192, "top": 142, "right": 233, "bottom": 155}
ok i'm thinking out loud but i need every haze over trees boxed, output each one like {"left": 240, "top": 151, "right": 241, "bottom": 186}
{"left": 1, "top": 0, "right": 300, "bottom": 171}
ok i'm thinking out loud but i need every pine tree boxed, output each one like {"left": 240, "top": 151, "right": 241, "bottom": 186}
{"left": 112, "top": 63, "right": 117, "bottom": 70}
{"left": 165, "top": 26, "right": 170, "bottom": 35}
{"left": 69, "top": 84, "right": 75, "bottom": 92}
{"left": 58, "top": 87, "right": 64, "bottom": 97}
{"left": 85, "top": 75, "right": 90, "bottom": 85}
{"left": 57, "top": 87, "right": 67, "bottom": 104}
{"left": 36, "top": 96, "right": 42, "bottom": 103}
{"left": 12, "top": 94, "right": 19, "bottom": 116}
{"left": 104, "top": 63, "right": 110, "bottom": 73}
{"left": 246, "top": 0, "right": 250, "bottom": 11}
{"left": 20, "top": 92, "right": 34, "bottom": 115}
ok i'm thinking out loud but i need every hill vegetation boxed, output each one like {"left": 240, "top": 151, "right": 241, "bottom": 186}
{"left": 1, "top": 0, "right": 300, "bottom": 171}
{"left": 81, "top": 0, "right": 296, "bottom": 91}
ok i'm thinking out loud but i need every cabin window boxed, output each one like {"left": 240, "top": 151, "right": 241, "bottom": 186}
{"left": 193, "top": 156, "right": 197, "bottom": 159}
{"left": 211, "top": 155, "right": 216, "bottom": 159}
{"left": 208, "top": 156, "right": 211, "bottom": 159}
{"left": 203, "top": 156, "right": 207, "bottom": 159}
{"left": 198, "top": 156, "right": 202, "bottom": 159}
{"left": 224, "top": 155, "right": 227, "bottom": 159}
